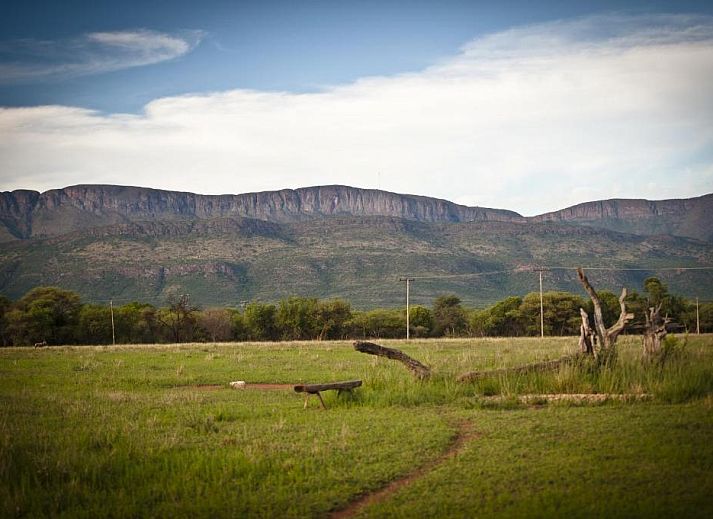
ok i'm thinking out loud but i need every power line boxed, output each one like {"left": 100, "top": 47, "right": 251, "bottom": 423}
{"left": 400, "top": 265, "right": 713, "bottom": 280}
{"left": 543, "top": 266, "right": 713, "bottom": 272}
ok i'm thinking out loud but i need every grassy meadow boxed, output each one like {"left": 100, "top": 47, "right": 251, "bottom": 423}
{"left": 1, "top": 335, "right": 712, "bottom": 517}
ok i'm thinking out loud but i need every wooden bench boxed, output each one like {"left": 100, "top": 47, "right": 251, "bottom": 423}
{"left": 293, "top": 380, "right": 362, "bottom": 409}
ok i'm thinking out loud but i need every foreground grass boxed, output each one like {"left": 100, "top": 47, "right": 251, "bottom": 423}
{"left": 364, "top": 401, "right": 713, "bottom": 518}
{"left": 1, "top": 336, "right": 712, "bottom": 517}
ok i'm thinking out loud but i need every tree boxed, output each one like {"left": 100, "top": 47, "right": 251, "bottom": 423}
{"left": 0, "top": 295, "right": 12, "bottom": 346}
{"left": 197, "top": 308, "right": 233, "bottom": 342}
{"left": 77, "top": 305, "right": 112, "bottom": 344}
{"left": 243, "top": 302, "right": 278, "bottom": 341}
{"left": 314, "top": 299, "right": 352, "bottom": 340}
{"left": 471, "top": 296, "right": 524, "bottom": 337}
{"left": 6, "top": 287, "right": 82, "bottom": 345}
{"left": 276, "top": 297, "right": 319, "bottom": 340}
{"left": 576, "top": 268, "right": 633, "bottom": 356}
{"left": 157, "top": 294, "right": 198, "bottom": 343}
{"left": 409, "top": 305, "right": 433, "bottom": 337}
{"left": 432, "top": 295, "right": 467, "bottom": 336}
{"left": 231, "top": 310, "right": 248, "bottom": 341}
{"left": 643, "top": 277, "right": 685, "bottom": 324}
{"left": 117, "top": 302, "right": 158, "bottom": 343}
{"left": 521, "top": 292, "right": 585, "bottom": 336}
{"left": 348, "top": 309, "right": 405, "bottom": 339}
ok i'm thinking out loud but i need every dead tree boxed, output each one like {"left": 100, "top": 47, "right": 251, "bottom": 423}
{"left": 353, "top": 341, "right": 431, "bottom": 379}
{"left": 642, "top": 304, "right": 670, "bottom": 358}
{"left": 578, "top": 308, "right": 595, "bottom": 355}
{"left": 576, "top": 267, "right": 633, "bottom": 355}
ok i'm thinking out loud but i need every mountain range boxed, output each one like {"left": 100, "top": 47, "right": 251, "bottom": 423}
{"left": 1, "top": 185, "right": 711, "bottom": 307}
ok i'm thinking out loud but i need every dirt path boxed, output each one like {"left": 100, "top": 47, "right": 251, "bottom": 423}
{"left": 244, "top": 383, "right": 294, "bottom": 390}
{"left": 178, "top": 383, "right": 295, "bottom": 391}
{"left": 330, "top": 420, "right": 477, "bottom": 518}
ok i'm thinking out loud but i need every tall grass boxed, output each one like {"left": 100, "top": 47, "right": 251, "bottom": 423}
{"left": 326, "top": 335, "right": 713, "bottom": 409}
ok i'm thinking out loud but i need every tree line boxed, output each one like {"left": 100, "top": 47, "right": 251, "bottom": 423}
{"left": 0, "top": 277, "right": 709, "bottom": 346}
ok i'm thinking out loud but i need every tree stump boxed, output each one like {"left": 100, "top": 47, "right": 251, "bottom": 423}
{"left": 642, "top": 304, "right": 670, "bottom": 358}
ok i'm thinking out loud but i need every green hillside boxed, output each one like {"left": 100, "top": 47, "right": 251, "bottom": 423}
{"left": 1, "top": 215, "right": 710, "bottom": 307}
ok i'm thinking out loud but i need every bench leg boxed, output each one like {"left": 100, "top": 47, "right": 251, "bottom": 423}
{"left": 316, "top": 391, "right": 327, "bottom": 410}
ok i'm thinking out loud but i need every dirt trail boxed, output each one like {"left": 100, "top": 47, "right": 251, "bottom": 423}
{"left": 244, "top": 383, "right": 294, "bottom": 390}
{"left": 330, "top": 420, "right": 477, "bottom": 518}
{"left": 179, "top": 383, "right": 294, "bottom": 391}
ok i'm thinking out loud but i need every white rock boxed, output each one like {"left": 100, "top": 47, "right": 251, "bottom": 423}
{"left": 230, "top": 380, "right": 246, "bottom": 389}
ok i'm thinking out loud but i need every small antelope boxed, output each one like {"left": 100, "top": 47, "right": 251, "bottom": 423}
{"left": 34, "top": 340, "right": 47, "bottom": 348}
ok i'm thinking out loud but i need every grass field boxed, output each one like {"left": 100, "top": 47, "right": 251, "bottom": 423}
{"left": 1, "top": 335, "right": 712, "bottom": 518}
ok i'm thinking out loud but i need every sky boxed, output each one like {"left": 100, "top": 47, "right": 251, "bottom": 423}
{"left": 1, "top": 0, "right": 713, "bottom": 215}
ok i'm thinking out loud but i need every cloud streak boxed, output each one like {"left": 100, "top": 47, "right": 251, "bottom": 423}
{"left": 0, "top": 29, "right": 203, "bottom": 83}
{"left": 1, "top": 14, "right": 712, "bottom": 215}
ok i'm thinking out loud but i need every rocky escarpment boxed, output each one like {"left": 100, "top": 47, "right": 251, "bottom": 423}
{"left": 0, "top": 184, "right": 711, "bottom": 242}
{"left": 0, "top": 190, "right": 40, "bottom": 239}
{"left": 0, "top": 184, "right": 524, "bottom": 239}
{"left": 532, "top": 194, "right": 713, "bottom": 242}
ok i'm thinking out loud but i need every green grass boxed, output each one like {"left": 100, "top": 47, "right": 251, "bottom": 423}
{"left": 1, "top": 335, "right": 712, "bottom": 517}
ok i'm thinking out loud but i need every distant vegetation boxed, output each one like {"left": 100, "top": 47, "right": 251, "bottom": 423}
{"left": 1, "top": 278, "right": 709, "bottom": 346}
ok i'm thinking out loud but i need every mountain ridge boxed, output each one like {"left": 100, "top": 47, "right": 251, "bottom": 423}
{"left": 1, "top": 184, "right": 712, "bottom": 242}
{"left": 1, "top": 184, "right": 711, "bottom": 306}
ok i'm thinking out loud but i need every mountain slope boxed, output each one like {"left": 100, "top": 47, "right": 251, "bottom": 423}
{"left": 1, "top": 185, "right": 711, "bottom": 307}
{"left": 532, "top": 193, "right": 713, "bottom": 242}
{"left": 0, "top": 184, "right": 523, "bottom": 240}
{"left": 0, "top": 214, "right": 710, "bottom": 307}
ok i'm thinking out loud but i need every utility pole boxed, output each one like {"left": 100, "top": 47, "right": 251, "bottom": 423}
{"left": 110, "top": 299, "right": 116, "bottom": 346}
{"left": 534, "top": 268, "right": 546, "bottom": 338}
{"left": 696, "top": 297, "right": 700, "bottom": 335}
{"left": 399, "top": 277, "right": 413, "bottom": 340}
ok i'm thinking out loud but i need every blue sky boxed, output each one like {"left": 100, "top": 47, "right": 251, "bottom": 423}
{"left": 1, "top": 0, "right": 713, "bottom": 214}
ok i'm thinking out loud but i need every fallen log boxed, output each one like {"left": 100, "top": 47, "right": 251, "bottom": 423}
{"left": 486, "top": 393, "right": 653, "bottom": 404}
{"left": 457, "top": 356, "right": 575, "bottom": 383}
{"left": 353, "top": 341, "right": 431, "bottom": 379}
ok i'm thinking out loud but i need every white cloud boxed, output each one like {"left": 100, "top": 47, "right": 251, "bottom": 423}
{"left": 0, "top": 29, "right": 203, "bottom": 82}
{"left": 1, "top": 14, "right": 713, "bottom": 215}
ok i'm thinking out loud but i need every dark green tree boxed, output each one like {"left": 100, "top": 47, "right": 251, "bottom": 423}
{"left": 348, "top": 309, "right": 405, "bottom": 339}
{"left": 471, "top": 296, "right": 525, "bottom": 337}
{"left": 521, "top": 291, "right": 585, "bottom": 336}
{"left": 243, "top": 302, "right": 278, "bottom": 341}
{"left": 77, "top": 304, "right": 113, "bottom": 344}
{"left": 314, "top": 299, "right": 352, "bottom": 340}
{"left": 409, "top": 305, "right": 433, "bottom": 337}
{"left": 6, "top": 287, "right": 82, "bottom": 345}
{"left": 433, "top": 295, "right": 467, "bottom": 337}
{"left": 0, "top": 295, "right": 12, "bottom": 346}
{"left": 117, "top": 302, "right": 158, "bottom": 343}
{"left": 276, "top": 297, "right": 319, "bottom": 340}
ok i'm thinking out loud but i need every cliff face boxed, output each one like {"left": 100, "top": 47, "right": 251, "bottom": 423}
{"left": 0, "top": 190, "right": 40, "bottom": 239}
{"left": 531, "top": 194, "right": 713, "bottom": 242}
{"left": 0, "top": 184, "right": 524, "bottom": 239}
{"left": 1, "top": 184, "right": 711, "bottom": 241}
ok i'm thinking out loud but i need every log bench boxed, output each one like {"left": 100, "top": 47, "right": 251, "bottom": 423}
{"left": 293, "top": 380, "right": 362, "bottom": 409}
